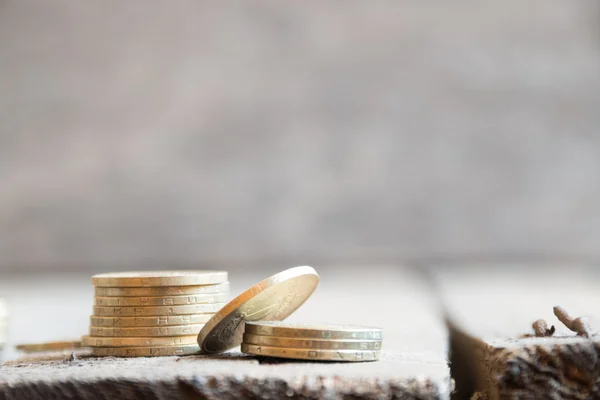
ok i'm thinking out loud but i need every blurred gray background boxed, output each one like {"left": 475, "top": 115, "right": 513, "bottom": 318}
{"left": 1, "top": 1, "right": 599, "bottom": 273}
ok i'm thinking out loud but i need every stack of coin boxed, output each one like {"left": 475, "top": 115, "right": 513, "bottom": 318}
{"left": 241, "top": 322, "right": 383, "bottom": 362}
{"left": 84, "top": 271, "right": 228, "bottom": 357}
{"left": 0, "top": 299, "right": 7, "bottom": 357}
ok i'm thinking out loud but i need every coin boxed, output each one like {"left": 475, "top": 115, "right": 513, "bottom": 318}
{"left": 92, "top": 271, "right": 228, "bottom": 287}
{"left": 90, "top": 324, "right": 204, "bottom": 337}
{"left": 91, "top": 344, "right": 199, "bottom": 357}
{"left": 245, "top": 322, "right": 383, "bottom": 340}
{"left": 82, "top": 335, "right": 197, "bottom": 347}
{"left": 94, "top": 282, "right": 230, "bottom": 297}
{"left": 197, "top": 266, "right": 319, "bottom": 354}
{"left": 16, "top": 340, "right": 82, "bottom": 353}
{"left": 94, "top": 293, "right": 229, "bottom": 307}
{"left": 241, "top": 343, "right": 381, "bottom": 362}
{"left": 91, "top": 314, "right": 212, "bottom": 327}
{"left": 243, "top": 333, "right": 382, "bottom": 350}
{"left": 93, "top": 303, "right": 225, "bottom": 316}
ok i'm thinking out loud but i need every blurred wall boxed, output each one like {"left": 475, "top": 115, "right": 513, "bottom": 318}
{"left": 1, "top": 1, "right": 599, "bottom": 273}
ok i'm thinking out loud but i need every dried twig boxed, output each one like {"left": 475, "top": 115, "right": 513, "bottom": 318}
{"left": 532, "top": 319, "right": 555, "bottom": 337}
{"left": 553, "top": 306, "right": 593, "bottom": 338}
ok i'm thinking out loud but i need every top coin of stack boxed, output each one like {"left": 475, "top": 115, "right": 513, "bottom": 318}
{"left": 241, "top": 321, "right": 383, "bottom": 362}
{"left": 84, "top": 271, "right": 228, "bottom": 357}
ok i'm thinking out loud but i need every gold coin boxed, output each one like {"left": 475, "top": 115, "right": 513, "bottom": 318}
{"left": 91, "top": 314, "right": 212, "bottom": 327}
{"left": 82, "top": 335, "right": 197, "bottom": 347}
{"left": 90, "top": 324, "right": 204, "bottom": 337}
{"left": 241, "top": 343, "right": 381, "bottom": 362}
{"left": 93, "top": 303, "right": 225, "bottom": 316}
{"left": 244, "top": 322, "right": 383, "bottom": 340}
{"left": 94, "top": 293, "right": 228, "bottom": 307}
{"left": 16, "top": 340, "right": 82, "bottom": 353}
{"left": 92, "top": 271, "right": 228, "bottom": 287}
{"left": 91, "top": 344, "right": 199, "bottom": 357}
{"left": 197, "top": 266, "right": 319, "bottom": 354}
{"left": 243, "top": 333, "right": 382, "bottom": 350}
{"left": 94, "top": 282, "right": 230, "bottom": 297}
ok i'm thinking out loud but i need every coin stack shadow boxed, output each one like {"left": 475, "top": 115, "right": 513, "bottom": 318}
{"left": 0, "top": 299, "right": 7, "bottom": 358}
{"left": 84, "top": 272, "right": 229, "bottom": 357}
{"left": 241, "top": 322, "right": 383, "bottom": 362}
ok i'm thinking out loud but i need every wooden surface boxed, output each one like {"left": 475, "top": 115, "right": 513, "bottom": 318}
{"left": 0, "top": 266, "right": 451, "bottom": 399}
{"left": 435, "top": 266, "right": 600, "bottom": 400}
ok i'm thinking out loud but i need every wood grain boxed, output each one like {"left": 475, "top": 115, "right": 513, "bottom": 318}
{"left": 437, "top": 266, "right": 600, "bottom": 399}
{"left": 0, "top": 266, "right": 451, "bottom": 399}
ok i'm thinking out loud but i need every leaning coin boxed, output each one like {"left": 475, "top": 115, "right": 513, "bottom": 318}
{"left": 94, "top": 282, "right": 230, "bottom": 297}
{"left": 197, "top": 266, "right": 319, "bottom": 354}
{"left": 91, "top": 344, "right": 199, "bottom": 357}
{"left": 16, "top": 340, "right": 82, "bottom": 353}
{"left": 241, "top": 343, "right": 381, "bottom": 362}
{"left": 90, "top": 324, "right": 204, "bottom": 337}
{"left": 82, "top": 335, "right": 197, "bottom": 347}
{"left": 245, "top": 322, "right": 383, "bottom": 340}
{"left": 243, "top": 333, "right": 382, "bottom": 350}
{"left": 94, "top": 293, "right": 229, "bottom": 307}
{"left": 92, "top": 271, "right": 228, "bottom": 287}
{"left": 91, "top": 314, "right": 212, "bottom": 327}
{"left": 93, "top": 303, "right": 225, "bottom": 316}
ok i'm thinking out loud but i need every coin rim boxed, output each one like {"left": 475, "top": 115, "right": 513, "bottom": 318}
{"left": 90, "top": 343, "right": 199, "bottom": 357}
{"left": 242, "top": 333, "right": 383, "bottom": 350}
{"left": 241, "top": 343, "right": 381, "bottom": 362}
{"left": 82, "top": 335, "right": 198, "bottom": 347}
{"left": 93, "top": 303, "right": 225, "bottom": 316}
{"left": 16, "top": 340, "right": 82, "bottom": 353}
{"left": 197, "top": 266, "right": 319, "bottom": 354}
{"left": 89, "top": 324, "right": 205, "bottom": 337}
{"left": 244, "top": 322, "right": 383, "bottom": 339}
{"left": 92, "top": 271, "right": 228, "bottom": 287}
{"left": 94, "top": 282, "right": 230, "bottom": 297}
{"left": 90, "top": 314, "right": 213, "bottom": 327}
{"left": 94, "top": 292, "right": 229, "bottom": 306}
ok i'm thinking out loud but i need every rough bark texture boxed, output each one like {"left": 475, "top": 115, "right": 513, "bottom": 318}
{"left": 485, "top": 338, "right": 600, "bottom": 399}
{"left": 0, "top": 266, "right": 450, "bottom": 399}
{"left": 438, "top": 266, "right": 600, "bottom": 400}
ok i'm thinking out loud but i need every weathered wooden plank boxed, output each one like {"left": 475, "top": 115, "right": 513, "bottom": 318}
{"left": 436, "top": 266, "right": 600, "bottom": 400}
{"left": 0, "top": 266, "right": 450, "bottom": 399}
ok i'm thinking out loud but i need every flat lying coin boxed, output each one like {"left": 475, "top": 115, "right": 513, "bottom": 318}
{"left": 93, "top": 303, "right": 225, "bottom": 316}
{"left": 94, "top": 293, "right": 228, "bottom": 307}
{"left": 92, "top": 271, "right": 228, "bottom": 287}
{"left": 241, "top": 343, "right": 381, "bottom": 362}
{"left": 82, "top": 335, "right": 197, "bottom": 347}
{"left": 197, "top": 266, "right": 319, "bottom": 354}
{"left": 243, "top": 333, "right": 382, "bottom": 350}
{"left": 94, "top": 282, "right": 230, "bottom": 297}
{"left": 90, "top": 324, "right": 204, "bottom": 337}
{"left": 91, "top": 314, "right": 212, "bottom": 327}
{"left": 16, "top": 340, "right": 82, "bottom": 353}
{"left": 245, "top": 322, "right": 383, "bottom": 340}
{"left": 91, "top": 344, "right": 199, "bottom": 357}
